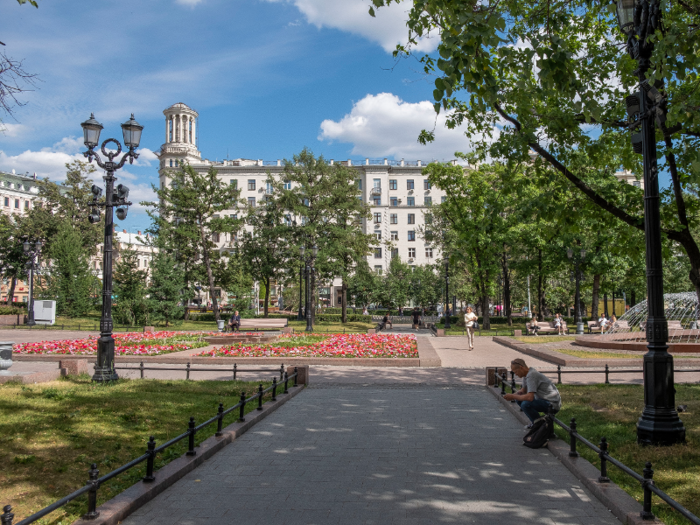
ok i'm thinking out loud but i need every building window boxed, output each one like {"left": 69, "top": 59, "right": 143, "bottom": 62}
{"left": 356, "top": 178, "right": 362, "bottom": 190}
{"left": 230, "top": 213, "right": 238, "bottom": 219}
{"left": 15, "top": 199, "right": 19, "bottom": 209}
{"left": 389, "top": 179, "right": 397, "bottom": 190}
{"left": 169, "top": 159, "right": 173, "bottom": 167}
{"left": 248, "top": 197, "right": 256, "bottom": 207}
{"left": 283, "top": 180, "right": 291, "bottom": 190}
{"left": 266, "top": 182, "right": 274, "bottom": 194}
{"left": 408, "top": 214, "right": 415, "bottom": 224}
{"left": 390, "top": 231, "right": 398, "bottom": 241}
{"left": 633, "top": 180, "right": 641, "bottom": 188}
{"left": 425, "top": 247, "right": 433, "bottom": 258}
{"left": 390, "top": 197, "right": 398, "bottom": 207}
{"left": 391, "top": 248, "right": 398, "bottom": 259}
{"left": 375, "top": 232, "right": 382, "bottom": 241}
{"left": 230, "top": 179, "right": 237, "bottom": 189}
{"left": 373, "top": 196, "right": 381, "bottom": 206}
{"left": 3, "top": 197, "right": 8, "bottom": 207}
{"left": 374, "top": 248, "right": 382, "bottom": 258}
{"left": 374, "top": 212, "right": 382, "bottom": 224}
{"left": 373, "top": 178, "right": 381, "bottom": 189}
{"left": 390, "top": 214, "right": 398, "bottom": 224}
{"left": 441, "top": 196, "right": 447, "bottom": 203}
{"left": 408, "top": 248, "right": 416, "bottom": 258}
{"left": 408, "top": 230, "right": 416, "bottom": 241}
{"left": 424, "top": 179, "right": 431, "bottom": 190}
{"left": 25, "top": 200, "right": 32, "bottom": 209}
{"left": 248, "top": 179, "right": 256, "bottom": 191}
{"left": 374, "top": 265, "right": 383, "bottom": 275}
{"left": 407, "top": 197, "right": 415, "bottom": 207}
{"left": 424, "top": 196, "right": 432, "bottom": 206}
{"left": 212, "top": 232, "right": 220, "bottom": 243}
{"left": 407, "top": 179, "right": 414, "bottom": 190}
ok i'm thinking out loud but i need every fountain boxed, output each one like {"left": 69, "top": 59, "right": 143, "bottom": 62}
{"left": 575, "top": 292, "right": 700, "bottom": 353}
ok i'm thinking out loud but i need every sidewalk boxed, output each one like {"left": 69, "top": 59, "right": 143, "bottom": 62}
{"left": 122, "top": 376, "right": 619, "bottom": 525}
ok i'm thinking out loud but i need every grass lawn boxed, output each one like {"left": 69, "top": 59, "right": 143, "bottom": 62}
{"left": 554, "top": 348, "right": 700, "bottom": 359}
{"left": 0, "top": 375, "right": 282, "bottom": 524}
{"left": 555, "top": 384, "right": 700, "bottom": 525}
{"left": 514, "top": 336, "right": 578, "bottom": 344}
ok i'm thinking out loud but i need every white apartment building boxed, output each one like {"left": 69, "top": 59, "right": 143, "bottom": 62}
{"left": 156, "top": 102, "right": 448, "bottom": 307}
{"left": 91, "top": 230, "right": 157, "bottom": 284}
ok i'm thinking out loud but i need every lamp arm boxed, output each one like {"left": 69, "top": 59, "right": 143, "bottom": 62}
{"left": 84, "top": 148, "right": 107, "bottom": 170}
{"left": 115, "top": 146, "right": 139, "bottom": 170}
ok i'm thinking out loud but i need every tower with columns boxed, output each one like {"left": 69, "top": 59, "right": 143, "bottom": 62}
{"left": 156, "top": 102, "right": 202, "bottom": 168}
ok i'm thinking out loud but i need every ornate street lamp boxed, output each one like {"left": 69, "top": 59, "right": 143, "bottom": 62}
{"left": 23, "top": 240, "right": 42, "bottom": 326}
{"left": 80, "top": 113, "right": 141, "bottom": 382}
{"left": 444, "top": 258, "right": 451, "bottom": 330}
{"left": 305, "top": 245, "right": 318, "bottom": 332}
{"left": 615, "top": 0, "right": 686, "bottom": 446}
{"left": 567, "top": 248, "right": 586, "bottom": 335}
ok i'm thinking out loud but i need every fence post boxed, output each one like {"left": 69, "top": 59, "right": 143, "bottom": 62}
{"left": 216, "top": 403, "right": 224, "bottom": 436}
{"left": 557, "top": 365, "right": 562, "bottom": 385}
{"left": 279, "top": 364, "right": 284, "bottom": 381}
{"left": 272, "top": 377, "right": 277, "bottom": 401}
{"left": 186, "top": 362, "right": 191, "bottom": 381}
{"left": 257, "top": 384, "right": 264, "bottom": 411}
{"left": 239, "top": 392, "right": 246, "bottom": 422}
{"left": 510, "top": 375, "right": 516, "bottom": 397}
{"left": 140, "top": 361, "right": 144, "bottom": 379}
{"left": 598, "top": 437, "right": 610, "bottom": 483}
{"left": 294, "top": 367, "right": 298, "bottom": 387}
{"left": 605, "top": 364, "right": 610, "bottom": 385}
{"left": 83, "top": 463, "right": 100, "bottom": 520}
{"left": 143, "top": 436, "right": 156, "bottom": 482}
{"left": 186, "top": 417, "right": 196, "bottom": 456}
{"left": 284, "top": 372, "right": 289, "bottom": 394}
{"left": 641, "top": 462, "right": 655, "bottom": 520}
{"left": 568, "top": 418, "right": 579, "bottom": 457}
{"left": 500, "top": 372, "right": 507, "bottom": 396}
{"left": 233, "top": 363, "right": 237, "bottom": 381}
{"left": 1, "top": 505, "right": 14, "bottom": 525}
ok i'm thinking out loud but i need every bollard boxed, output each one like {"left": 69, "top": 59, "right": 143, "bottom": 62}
{"left": 605, "top": 364, "right": 610, "bottom": 385}
{"left": 1, "top": 505, "right": 14, "bottom": 525}
{"left": 186, "top": 362, "right": 191, "bottom": 380}
{"left": 216, "top": 403, "right": 224, "bottom": 436}
{"left": 294, "top": 367, "right": 298, "bottom": 387}
{"left": 641, "top": 462, "right": 655, "bottom": 520}
{"left": 510, "top": 370, "right": 515, "bottom": 383}
{"left": 272, "top": 377, "right": 277, "bottom": 401}
{"left": 598, "top": 437, "right": 610, "bottom": 483}
{"left": 510, "top": 375, "right": 516, "bottom": 397}
{"left": 239, "top": 391, "right": 246, "bottom": 422}
{"left": 557, "top": 365, "right": 562, "bottom": 385}
{"left": 280, "top": 364, "right": 285, "bottom": 381}
{"left": 568, "top": 418, "right": 579, "bottom": 457}
{"left": 140, "top": 361, "right": 144, "bottom": 379}
{"left": 143, "top": 436, "right": 156, "bottom": 482}
{"left": 186, "top": 417, "right": 196, "bottom": 456}
{"left": 233, "top": 363, "right": 237, "bottom": 381}
{"left": 83, "top": 463, "right": 101, "bottom": 520}
{"left": 284, "top": 372, "right": 289, "bottom": 394}
{"left": 500, "top": 372, "right": 507, "bottom": 396}
{"left": 257, "top": 384, "right": 264, "bottom": 411}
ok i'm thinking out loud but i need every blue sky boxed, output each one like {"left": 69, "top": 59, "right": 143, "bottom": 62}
{"left": 0, "top": 0, "right": 477, "bottom": 231}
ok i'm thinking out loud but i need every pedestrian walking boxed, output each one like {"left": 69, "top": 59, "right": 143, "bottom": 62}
{"left": 412, "top": 308, "right": 422, "bottom": 330}
{"left": 464, "top": 306, "right": 478, "bottom": 350}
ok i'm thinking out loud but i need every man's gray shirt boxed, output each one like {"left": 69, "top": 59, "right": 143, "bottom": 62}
{"left": 525, "top": 368, "right": 562, "bottom": 410}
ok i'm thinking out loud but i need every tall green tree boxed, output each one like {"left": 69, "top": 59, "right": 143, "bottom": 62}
{"left": 0, "top": 214, "right": 27, "bottom": 305}
{"left": 146, "top": 164, "right": 240, "bottom": 322}
{"left": 381, "top": 256, "right": 411, "bottom": 309}
{"left": 146, "top": 245, "right": 187, "bottom": 327}
{"left": 112, "top": 248, "right": 148, "bottom": 326}
{"left": 347, "top": 260, "right": 382, "bottom": 308}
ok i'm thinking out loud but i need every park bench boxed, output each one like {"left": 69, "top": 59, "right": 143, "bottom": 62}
{"left": 228, "top": 318, "right": 289, "bottom": 332}
{"left": 527, "top": 320, "right": 568, "bottom": 335}
{"left": 587, "top": 321, "right": 602, "bottom": 334}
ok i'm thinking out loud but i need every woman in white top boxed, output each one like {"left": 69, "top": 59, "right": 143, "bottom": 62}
{"left": 554, "top": 313, "right": 564, "bottom": 335}
{"left": 464, "top": 306, "right": 478, "bottom": 351}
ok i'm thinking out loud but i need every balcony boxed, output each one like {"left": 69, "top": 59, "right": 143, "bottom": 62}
{"left": 370, "top": 187, "right": 382, "bottom": 196}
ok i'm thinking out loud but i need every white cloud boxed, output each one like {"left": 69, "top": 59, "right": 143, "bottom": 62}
{"left": 318, "top": 93, "right": 492, "bottom": 161}
{"left": 0, "top": 122, "right": 31, "bottom": 138}
{"left": 266, "top": 0, "right": 438, "bottom": 53}
{"left": 175, "top": 0, "right": 204, "bottom": 6}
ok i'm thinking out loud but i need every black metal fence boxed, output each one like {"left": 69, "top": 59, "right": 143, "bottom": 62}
{"left": 493, "top": 370, "right": 700, "bottom": 524}
{"left": 0, "top": 368, "right": 300, "bottom": 525}
{"left": 114, "top": 362, "right": 287, "bottom": 381}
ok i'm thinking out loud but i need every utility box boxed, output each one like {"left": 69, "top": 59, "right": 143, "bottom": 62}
{"left": 34, "top": 300, "right": 56, "bottom": 325}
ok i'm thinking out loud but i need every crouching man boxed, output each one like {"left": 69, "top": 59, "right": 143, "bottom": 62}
{"left": 503, "top": 358, "right": 561, "bottom": 427}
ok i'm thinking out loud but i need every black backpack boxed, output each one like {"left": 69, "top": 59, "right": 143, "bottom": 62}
{"left": 523, "top": 415, "right": 553, "bottom": 449}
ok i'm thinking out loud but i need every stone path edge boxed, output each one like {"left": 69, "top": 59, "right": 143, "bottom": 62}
{"left": 417, "top": 337, "right": 441, "bottom": 367}
{"left": 485, "top": 386, "right": 662, "bottom": 525}
{"left": 492, "top": 336, "right": 699, "bottom": 367}
{"left": 71, "top": 383, "right": 306, "bottom": 525}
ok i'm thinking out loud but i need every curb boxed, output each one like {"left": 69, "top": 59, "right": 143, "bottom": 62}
{"left": 417, "top": 337, "right": 441, "bottom": 367}
{"left": 71, "top": 383, "right": 306, "bottom": 525}
{"left": 485, "top": 385, "right": 663, "bottom": 525}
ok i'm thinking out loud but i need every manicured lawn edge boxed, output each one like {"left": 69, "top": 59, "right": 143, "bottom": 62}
{"left": 72, "top": 382, "right": 307, "bottom": 525}
{"left": 485, "top": 385, "right": 662, "bottom": 525}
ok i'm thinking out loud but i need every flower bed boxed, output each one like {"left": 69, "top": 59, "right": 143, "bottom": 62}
{"left": 13, "top": 331, "right": 212, "bottom": 356}
{"left": 195, "top": 333, "right": 418, "bottom": 358}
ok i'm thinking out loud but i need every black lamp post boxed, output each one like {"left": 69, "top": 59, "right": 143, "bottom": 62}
{"left": 615, "top": 0, "right": 685, "bottom": 445}
{"left": 298, "top": 245, "right": 304, "bottom": 321}
{"left": 444, "top": 258, "right": 451, "bottom": 330}
{"left": 305, "top": 245, "right": 317, "bottom": 332}
{"left": 80, "top": 113, "right": 141, "bottom": 383}
{"left": 567, "top": 248, "right": 586, "bottom": 335}
{"left": 23, "top": 240, "right": 42, "bottom": 326}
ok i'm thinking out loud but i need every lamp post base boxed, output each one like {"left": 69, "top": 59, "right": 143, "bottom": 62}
{"left": 576, "top": 322, "right": 584, "bottom": 335}
{"left": 92, "top": 335, "right": 119, "bottom": 383}
{"left": 637, "top": 350, "right": 685, "bottom": 446}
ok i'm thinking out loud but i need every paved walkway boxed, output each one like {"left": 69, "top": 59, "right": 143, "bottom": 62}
{"left": 123, "top": 380, "right": 618, "bottom": 525}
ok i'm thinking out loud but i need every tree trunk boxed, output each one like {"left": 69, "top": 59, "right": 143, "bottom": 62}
{"left": 311, "top": 269, "right": 316, "bottom": 323}
{"left": 341, "top": 280, "right": 347, "bottom": 323}
{"left": 199, "top": 226, "right": 220, "bottom": 322}
{"left": 591, "top": 274, "right": 601, "bottom": 319}
{"left": 502, "top": 249, "right": 512, "bottom": 327}
{"left": 537, "top": 249, "right": 544, "bottom": 321}
{"left": 264, "top": 276, "right": 270, "bottom": 317}
{"left": 7, "top": 276, "right": 16, "bottom": 305}
{"left": 481, "top": 295, "right": 491, "bottom": 330}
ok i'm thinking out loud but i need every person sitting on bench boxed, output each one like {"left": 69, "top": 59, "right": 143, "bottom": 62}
{"left": 228, "top": 311, "right": 241, "bottom": 332}
{"left": 504, "top": 358, "right": 562, "bottom": 427}
{"left": 379, "top": 314, "right": 392, "bottom": 331}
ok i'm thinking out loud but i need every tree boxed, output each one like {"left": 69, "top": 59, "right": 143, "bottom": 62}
{"left": 41, "top": 222, "right": 95, "bottom": 317}
{"left": 0, "top": 213, "right": 26, "bottom": 305}
{"left": 408, "top": 264, "right": 442, "bottom": 310}
{"left": 381, "top": 257, "right": 411, "bottom": 309}
{"left": 146, "top": 246, "right": 187, "bottom": 327}
{"left": 112, "top": 248, "right": 148, "bottom": 326}
{"left": 347, "top": 260, "right": 382, "bottom": 308}
{"left": 372, "top": 0, "right": 700, "bottom": 302}
{"left": 147, "top": 164, "right": 240, "bottom": 322}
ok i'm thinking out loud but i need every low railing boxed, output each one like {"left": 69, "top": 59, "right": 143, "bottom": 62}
{"left": 114, "top": 362, "right": 287, "bottom": 381}
{"left": 493, "top": 370, "right": 700, "bottom": 524}
{"left": 0, "top": 368, "right": 300, "bottom": 525}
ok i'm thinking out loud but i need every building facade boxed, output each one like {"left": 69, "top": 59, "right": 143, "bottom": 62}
{"left": 156, "top": 102, "right": 448, "bottom": 307}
